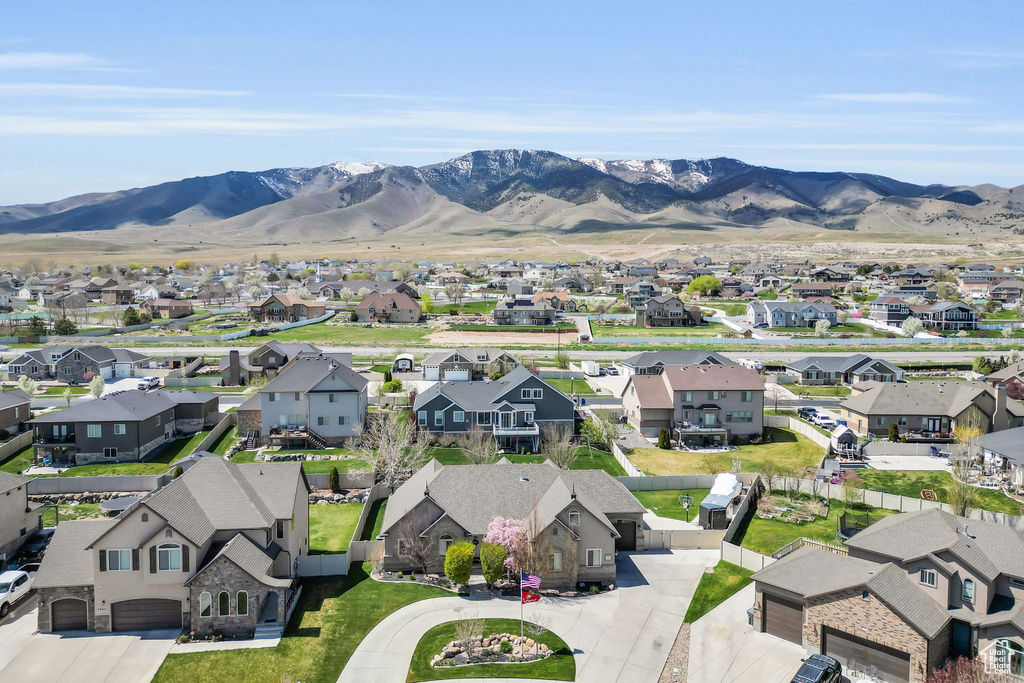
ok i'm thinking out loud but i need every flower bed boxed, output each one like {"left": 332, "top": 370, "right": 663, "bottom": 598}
{"left": 431, "top": 633, "right": 552, "bottom": 669}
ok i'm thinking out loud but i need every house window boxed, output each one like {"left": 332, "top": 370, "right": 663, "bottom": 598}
{"left": 114, "top": 423, "right": 126, "bottom": 435}
{"left": 439, "top": 534, "right": 454, "bottom": 555}
{"left": 453, "top": 411, "right": 465, "bottom": 423}
{"left": 1009, "top": 578, "right": 1024, "bottom": 589}
{"left": 524, "top": 411, "right": 534, "bottom": 423}
{"left": 106, "top": 549, "right": 131, "bottom": 571}
{"left": 237, "top": 591, "right": 248, "bottom": 616}
{"left": 269, "top": 393, "right": 277, "bottom": 402}
{"left": 317, "top": 416, "right": 327, "bottom": 426}
{"left": 266, "top": 356, "right": 276, "bottom": 364}
{"left": 876, "top": 417, "right": 886, "bottom": 426}
{"left": 338, "top": 416, "right": 350, "bottom": 426}
{"left": 157, "top": 544, "right": 181, "bottom": 571}
{"left": 963, "top": 579, "right": 975, "bottom": 603}
{"left": 709, "top": 391, "right": 720, "bottom": 400}
{"left": 62, "top": 366, "right": 72, "bottom": 375}
{"left": 740, "top": 391, "right": 752, "bottom": 402}
{"left": 103, "top": 447, "right": 117, "bottom": 458}
{"left": 898, "top": 416, "right": 907, "bottom": 426}
{"left": 417, "top": 411, "right": 427, "bottom": 426}
{"left": 521, "top": 388, "right": 543, "bottom": 400}
{"left": 549, "top": 552, "right": 562, "bottom": 572}
{"left": 155, "top": 415, "right": 161, "bottom": 426}
{"left": 920, "top": 569, "right": 937, "bottom": 587}
{"left": 218, "top": 591, "right": 230, "bottom": 617}
{"left": 276, "top": 520, "right": 285, "bottom": 539}
{"left": 294, "top": 393, "right": 300, "bottom": 401}
{"left": 586, "top": 549, "right": 602, "bottom": 567}
{"left": 87, "top": 424, "right": 102, "bottom": 438}
{"left": 477, "top": 412, "right": 492, "bottom": 426}
{"left": 141, "top": 513, "right": 149, "bottom": 522}
{"left": 328, "top": 394, "right": 338, "bottom": 403}
{"left": 568, "top": 510, "right": 580, "bottom": 526}
{"left": 683, "top": 391, "right": 692, "bottom": 402}
{"left": 434, "top": 411, "right": 444, "bottom": 426}
{"left": 199, "top": 592, "right": 212, "bottom": 618}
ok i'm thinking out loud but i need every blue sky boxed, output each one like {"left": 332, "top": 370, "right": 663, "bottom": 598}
{"left": 2, "top": 0, "right": 1023, "bottom": 204}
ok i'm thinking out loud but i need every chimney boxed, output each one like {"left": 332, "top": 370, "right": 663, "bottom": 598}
{"left": 228, "top": 350, "right": 241, "bottom": 386}
{"left": 995, "top": 383, "right": 1008, "bottom": 430}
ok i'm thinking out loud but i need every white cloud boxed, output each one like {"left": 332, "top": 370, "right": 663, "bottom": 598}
{"left": 817, "top": 92, "right": 969, "bottom": 104}
{"left": 0, "top": 51, "right": 115, "bottom": 70}
{"left": 0, "top": 83, "right": 247, "bottom": 98}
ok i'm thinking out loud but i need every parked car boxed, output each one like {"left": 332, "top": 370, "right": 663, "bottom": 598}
{"left": 815, "top": 416, "right": 837, "bottom": 430}
{"left": 20, "top": 528, "right": 54, "bottom": 560}
{"left": 0, "top": 344, "right": 10, "bottom": 352}
{"left": 790, "top": 654, "right": 842, "bottom": 683}
{"left": 797, "top": 407, "right": 818, "bottom": 421}
{"left": 137, "top": 376, "right": 160, "bottom": 390}
{"left": 0, "top": 569, "right": 31, "bottom": 617}
{"left": 606, "top": 367, "right": 619, "bottom": 375}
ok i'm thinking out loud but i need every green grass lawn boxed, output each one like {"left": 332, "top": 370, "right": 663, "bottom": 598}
{"left": 406, "top": 617, "right": 575, "bottom": 682}
{"left": 52, "top": 429, "right": 212, "bottom": 477}
{"left": 591, "top": 322, "right": 728, "bottom": 337}
{"left": 154, "top": 564, "right": 448, "bottom": 683}
{"left": 791, "top": 385, "right": 852, "bottom": 397}
{"left": 545, "top": 378, "right": 600, "bottom": 395}
{"left": 360, "top": 499, "right": 388, "bottom": 540}
{"left": 42, "top": 502, "right": 106, "bottom": 526}
{"left": 0, "top": 445, "right": 34, "bottom": 475}
{"left": 633, "top": 489, "right": 709, "bottom": 522}
{"left": 449, "top": 323, "right": 577, "bottom": 332}
{"left": 309, "top": 503, "right": 364, "bottom": 554}
{"left": 629, "top": 427, "right": 825, "bottom": 476}
{"left": 981, "top": 309, "right": 1020, "bottom": 320}
{"left": 684, "top": 561, "right": 753, "bottom": 623}
{"left": 38, "top": 387, "right": 90, "bottom": 396}
{"left": 186, "top": 385, "right": 248, "bottom": 393}
{"left": 858, "top": 470, "right": 1022, "bottom": 516}
{"left": 229, "top": 449, "right": 370, "bottom": 474}
{"left": 208, "top": 427, "right": 238, "bottom": 456}
{"left": 270, "top": 323, "right": 430, "bottom": 346}
{"left": 734, "top": 496, "right": 897, "bottom": 555}
{"left": 699, "top": 302, "right": 749, "bottom": 316}
{"left": 426, "top": 446, "right": 626, "bottom": 476}
{"left": 457, "top": 300, "right": 498, "bottom": 314}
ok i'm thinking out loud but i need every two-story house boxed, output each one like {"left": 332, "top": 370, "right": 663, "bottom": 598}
{"left": 620, "top": 350, "right": 735, "bottom": 377}
{"left": 420, "top": 348, "right": 520, "bottom": 382}
{"left": 30, "top": 390, "right": 219, "bottom": 467}
{"left": 33, "top": 458, "right": 309, "bottom": 636}
{"left": 0, "top": 472, "right": 42, "bottom": 563}
{"left": 870, "top": 299, "right": 979, "bottom": 332}
{"left": 0, "top": 388, "right": 31, "bottom": 437}
{"left": 634, "top": 295, "right": 703, "bottom": 328}
{"left": 784, "top": 355, "right": 904, "bottom": 386}
{"left": 5, "top": 345, "right": 151, "bottom": 383}
{"left": 247, "top": 294, "right": 326, "bottom": 323}
{"left": 353, "top": 291, "right": 422, "bottom": 323}
{"left": 100, "top": 286, "right": 135, "bottom": 305}
{"left": 747, "top": 301, "right": 839, "bottom": 328}
{"left": 140, "top": 298, "right": 194, "bottom": 319}
{"left": 237, "top": 354, "right": 368, "bottom": 449}
{"left": 413, "top": 366, "right": 575, "bottom": 453}
{"left": 624, "top": 280, "right": 659, "bottom": 309}
{"left": 840, "top": 381, "right": 1024, "bottom": 439}
{"left": 620, "top": 364, "right": 765, "bottom": 445}
{"left": 751, "top": 509, "right": 1024, "bottom": 682}
{"left": 492, "top": 298, "right": 558, "bottom": 326}
{"left": 378, "top": 460, "right": 646, "bottom": 587}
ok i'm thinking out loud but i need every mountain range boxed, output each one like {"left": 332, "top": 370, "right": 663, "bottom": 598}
{"left": 3, "top": 150, "right": 1023, "bottom": 243}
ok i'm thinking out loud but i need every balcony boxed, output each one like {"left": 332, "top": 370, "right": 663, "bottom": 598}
{"left": 493, "top": 423, "right": 540, "bottom": 437}
{"left": 674, "top": 422, "right": 727, "bottom": 435}
{"left": 34, "top": 433, "right": 76, "bottom": 446}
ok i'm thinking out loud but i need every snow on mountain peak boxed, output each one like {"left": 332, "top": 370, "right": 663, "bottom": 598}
{"left": 328, "top": 161, "right": 387, "bottom": 176}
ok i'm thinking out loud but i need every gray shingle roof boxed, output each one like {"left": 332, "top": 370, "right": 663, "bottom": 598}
{"left": 186, "top": 533, "right": 291, "bottom": 588}
{"left": 621, "top": 350, "right": 734, "bottom": 370}
{"left": 785, "top": 354, "right": 873, "bottom": 373}
{"left": 413, "top": 365, "right": 550, "bottom": 412}
{"left": 0, "top": 388, "right": 30, "bottom": 410}
{"left": 33, "top": 519, "right": 116, "bottom": 589}
{"left": 0, "top": 470, "right": 29, "bottom": 495}
{"left": 259, "top": 355, "right": 367, "bottom": 394}
{"left": 31, "top": 390, "right": 216, "bottom": 424}
{"left": 841, "top": 381, "right": 1024, "bottom": 419}
{"left": 381, "top": 460, "right": 644, "bottom": 538}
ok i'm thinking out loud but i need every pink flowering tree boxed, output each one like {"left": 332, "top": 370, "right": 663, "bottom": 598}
{"left": 484, "top": 517, "right": 528, "bottom": 571}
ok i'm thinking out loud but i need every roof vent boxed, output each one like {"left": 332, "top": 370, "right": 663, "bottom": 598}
{"left": 571, "top": 484, "right": 577, "bottom": 500}
{"left": 962, "top": 523, "right": 969, "bottom": 537}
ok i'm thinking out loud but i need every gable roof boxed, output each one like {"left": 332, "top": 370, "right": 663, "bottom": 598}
{"left": 354, "top": 291, "right": 420, "bottom": 310}
{"left": 0, "top": 470, "right": 29, "bottom": 495}
{"left": 413, "top": 365, "right": 569, "bottom": 412}
{"left": 32, "top": 519, "right": 116, "bottom": 589}
{"left": 841, "top": 381, "right": 1024, "bottom": 419}
{"left": 186, "top": 532, "right": 291, "bottom": 588}
{"left": 621, "top": 350, "right": 734, "bottom": 369}
{"left": 31, "top": 389, "right": 216, "bottom": 424}
{"left": 0, "top": 388, "right": 30, "bottom": 410}
{"left": 259, "top": 354, "right": 368, "bottom": 394}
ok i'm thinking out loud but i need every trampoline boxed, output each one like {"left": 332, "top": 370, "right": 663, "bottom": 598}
{"left": 837, "top": 510, "right": 871, "bottom": 540}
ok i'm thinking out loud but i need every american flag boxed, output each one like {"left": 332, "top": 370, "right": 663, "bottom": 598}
{"left": 521, "top": 572, "right": 541, "bottom": 589}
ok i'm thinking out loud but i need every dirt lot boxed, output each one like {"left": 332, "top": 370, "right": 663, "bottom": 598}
{"left": 427, "top": 330, "right": 575, "bottom": 346}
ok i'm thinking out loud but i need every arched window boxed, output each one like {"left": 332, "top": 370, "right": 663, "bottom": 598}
{"left": 568, "top": 510, "right": 581, "bottom": 527}
{"left": 962, "top": 579, "right": 975, "bottom": 603}
{"left": 218, "top": 591, "right": 230, "bottom": 616}
{"left": 997, "top": 640, "right": 1024, "bottom": 677}
{"left": 237, "top": 591, "right": 248, "bottom": 616}
{"left": 141, "top": 513, "right": 149, "bottom": 523}
{"left": 199, "top": 592, "right": 212, "bottom": 618}
{"left": 157, "top": 544, "right": 181, "bottom": 571}
{"left": 439, "top": 534, "right": 453, "bottom": 556}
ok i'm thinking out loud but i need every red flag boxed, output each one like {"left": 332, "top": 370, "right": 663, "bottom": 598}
{"left": 521, "top": 590, "right": 541, "bottom": 604}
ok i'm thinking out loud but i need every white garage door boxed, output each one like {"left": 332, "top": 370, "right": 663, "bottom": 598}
{"left": 444, "top": 369, "right": 470, "bottom": 381}
{"left": 114, "top": 363, "right": 133, "bottom": 378}
{"left": 424, "top": 366, "right": 440, "bottom": 381}
{"left": 100, "top": 366, "right": 113, "bottom": 379}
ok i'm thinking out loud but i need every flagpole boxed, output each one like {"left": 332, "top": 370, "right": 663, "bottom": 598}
{"left": 520, "top": 570, "right": 524, "bottom": 661}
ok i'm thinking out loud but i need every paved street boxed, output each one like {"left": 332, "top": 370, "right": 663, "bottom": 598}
{"left": 338, "top": 550, "right": 719, "bottom": 683}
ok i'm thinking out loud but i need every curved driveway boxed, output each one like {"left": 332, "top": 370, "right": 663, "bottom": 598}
{"left": 338, "top": 550, "right": 719, "bottom": 683}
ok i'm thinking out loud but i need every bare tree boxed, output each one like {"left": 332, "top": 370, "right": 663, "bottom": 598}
{"left": 698, "top": 452, "right": 727, "bottom": 474}
{"left": 758, "top": 458, "right": 782, "bottom": 493}
{"left": 398, "top": 517, "right": 434, "bottom": 574}
{"left": 764, "top": 383, "right": 788, "bottom": 413}
{"left": 354, "top": 411, "right": 431, "bottom": 490}
{"left": 949, "top": 407, "right": 985, "bottom": 517}
{"left": 541, "top": 424, "right": 577, "bottom": 469}
{"left": 525, "top": 612, "right": 552, "bottom": 657}
{"left": 453, "top": 613, "right": 484, "bottom": 649}
{"left": 456, "top": 426, "right": 501, "bottom": 465}
{"left": 443, "top": 282, "right": 466, "bottom": 307}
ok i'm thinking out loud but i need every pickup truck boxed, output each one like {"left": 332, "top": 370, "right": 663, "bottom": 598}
{"left": 0, "top": 570, "right": 31, "bottom": 618}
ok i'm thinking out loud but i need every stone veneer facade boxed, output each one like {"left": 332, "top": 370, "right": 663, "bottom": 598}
{"left": 804, "top": 588, "right": 945, "bottom": 683}
{"left": 187, "top": 555, "right": 289, "bottom": 637}
{"left": 36, "top": 585, "right": 96, "bottom": 632}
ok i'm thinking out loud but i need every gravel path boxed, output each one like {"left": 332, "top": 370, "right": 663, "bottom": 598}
{"left": 659, "top": 622, "right": 690, "bottom": 683}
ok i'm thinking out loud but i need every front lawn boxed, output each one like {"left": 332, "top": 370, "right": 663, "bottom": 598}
{"left": 309, "top": 503, "right": 364, "bottom": 554}
{"left": 360, "top": 498, "right": 388, "bottom": 540}
{"left": 38, "top": 387, "right": 89, "bottom": 396}
{"left": 629, "top": 427, "right": 824, "bottom": 476}
{"left": 858, "top": 470, "right": 1022, "bottom": 516}
{"left": 406, "top": 617, "right": 575, "bottom": 682}
{"left": 545, "top": 378, "right": 600, "bottom": 395}
{"left": 591, "top": 322, "right": 728, "bottom": 337}
{"left": 633, "top": 489, "right": 709, "bottom": 522}
{"left": 684, "top": 561, "right": 753, "bottom": 623}
{"left": 733, "top": 495, "right": 897, "bottom": 555}
{"left": 154, "top": 564, "right": 448, "bottom": 683}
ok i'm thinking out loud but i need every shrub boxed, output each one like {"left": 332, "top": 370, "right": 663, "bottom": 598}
{"left": 383, "top": 370, "right": 392, "bottom": 383}
{"left": 350, "top": 310, "right": 358, "bottom": 322}
{"left": 382, "top": 378, "right": 403, "bottom": 393}
{"left": 444, "top": 541, "right": 475, "bottom": 586}
{"left": 589, "top": 585, "right": 600, "bottom": 594}
{"left": 657, "top": 428, "right": 671, "bottom": 449}
{"left": 499, "top": 640, "right": 513, "bottom": 654}
{"left": 172, "top": 466, "right": 184, "bottom": 479}
{"left": 328, "top": 466, "right": 340, "bottom": 492}
{"left": 888, "top": 422, "right": 899, "bottom": 442}
{"left": 480, "top": 542, "right": 508, "bottom": 586}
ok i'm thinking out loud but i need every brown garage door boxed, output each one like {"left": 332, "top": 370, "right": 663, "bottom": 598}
{"left": 111, "top": 599, "right": 182, "bottom": 631}
{"left": 51, "top": 598, "right": 88, "bottom": 631}
{"left": 763, "top": 593, "right": 803, "bottom": 644}
{"left": 613, "top": 521, "right": 636, "bottom": 551}
{"left": 822, "top": 626, "right": 910, "bottom": 683}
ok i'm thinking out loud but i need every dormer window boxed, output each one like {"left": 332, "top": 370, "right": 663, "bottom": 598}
{"left": 920, "top": 569, "right": 937, "bottom": 587}
{"left": 568, "top": 510, "right": 581, "bottom": 527}
{"left": 962, "top": 579, "right": 975, "bottom": 604}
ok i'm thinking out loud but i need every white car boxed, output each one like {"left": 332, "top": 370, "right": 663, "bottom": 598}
{"left": 0, "top": 570, "right": 31, "bottom": 618}
{"left": 137, "top": 376, "right": 160, "bottom": 390}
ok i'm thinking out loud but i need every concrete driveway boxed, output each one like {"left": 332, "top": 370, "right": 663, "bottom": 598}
{"left": 339, "top": 549, "right": 719, "bottom": 683}
{"left": 688, "top": 584, "right": 805, "bottom": 683}
{"left": 0, "top": 604, "right": 176, "bottom": 683}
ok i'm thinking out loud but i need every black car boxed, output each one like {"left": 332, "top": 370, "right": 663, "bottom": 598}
{"left": 797, "top": 407, "right": 818, "bottom": 421}
{"left": 791, "top": 654, "right": 842, "bottom": 683}
{"left": 20, "top": 528, "right": 54, "bottom": 559}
